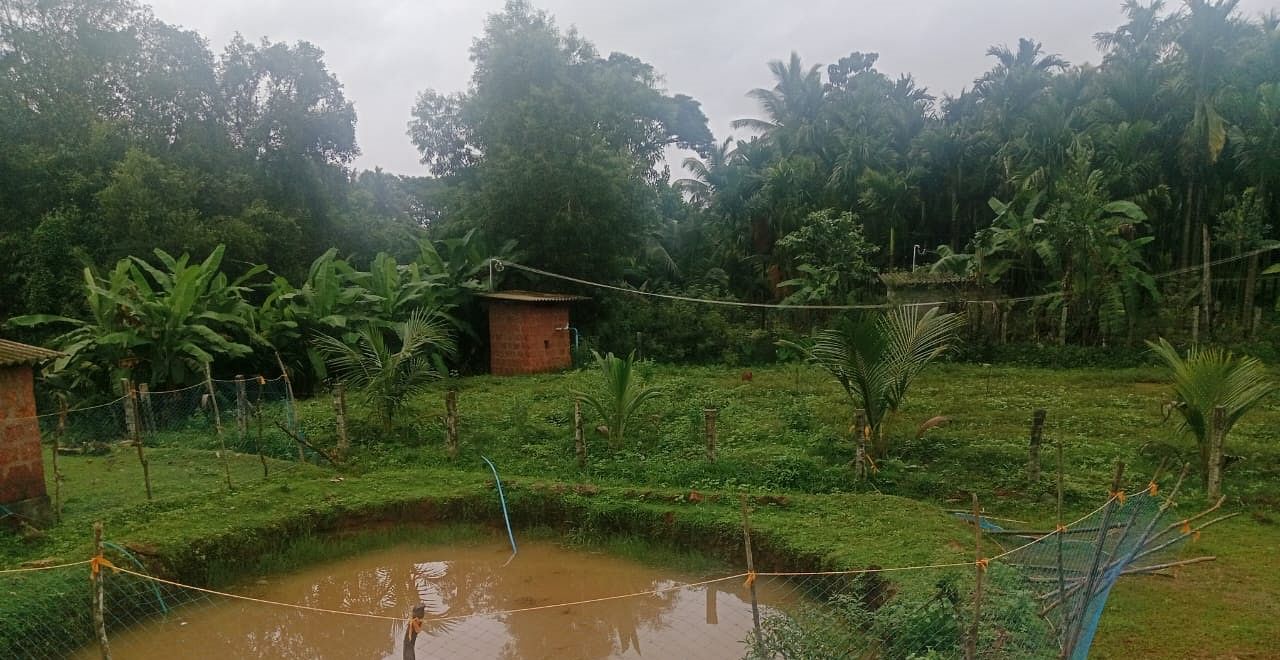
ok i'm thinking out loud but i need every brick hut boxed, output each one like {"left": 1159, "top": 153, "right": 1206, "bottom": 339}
{"left": 478, "top": 291, "right": 587, "bottom": 375}
{"left": 0, "top": 338, "right": 61, "bottom": 522}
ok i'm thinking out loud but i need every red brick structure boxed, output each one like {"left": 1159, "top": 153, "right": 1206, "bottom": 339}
{"left": 479, "top": 291, "right": 586, "bottom": 376}
{"left": 0, "top": 338, "right": 61, "bottom": 517}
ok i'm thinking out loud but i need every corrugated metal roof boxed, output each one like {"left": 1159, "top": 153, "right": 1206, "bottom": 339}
{"left": 475, "top": 290, "right": 589, "bottom": 303}
{"left": 0, "top": 338, "right": 64, "bottom": 367}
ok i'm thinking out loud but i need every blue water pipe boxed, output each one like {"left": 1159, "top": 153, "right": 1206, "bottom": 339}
{"left": 480, "top": 456, "right": 518, "bottom": 564}
{"left": 558, "top": 325, "right": 580, "bottom": 350}
{"left": 102, "top": 540, "right": 168, "bottom": 615}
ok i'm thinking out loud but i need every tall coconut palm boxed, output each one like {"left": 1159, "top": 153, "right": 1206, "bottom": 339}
{"left": 731, "top": 52, "right": 827, "bottom": 155}
{"left": 1147, "top": 337, "right": 1276, "bottom": 496}
{"left": 784, "top": 307, "right": 964, "bottom": 457}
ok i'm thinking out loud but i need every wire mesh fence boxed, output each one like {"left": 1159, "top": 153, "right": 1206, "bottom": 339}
{"left": 0, "top": 562, "right": 94, "bottom": 660}
{"left": 2, "top": 474, "right": 1226, "bottom": 660}
{"left": 80, "top": 563, "right": 1009, "bottom": 659}
{"left": 0, "top": 372, "right": 334, "bottom": 521}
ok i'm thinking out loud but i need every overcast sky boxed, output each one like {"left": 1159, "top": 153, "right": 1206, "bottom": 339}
{"left": 148, "top": 0, "right": 1277, "bottom": 176}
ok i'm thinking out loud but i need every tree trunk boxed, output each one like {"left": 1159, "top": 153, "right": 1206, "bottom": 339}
{"left": 1243, "top": 252, "right": 1259, "bottom": 327}
{"left": 1206, "top": 406, "right": 1225, "bottom": 499}
{"left": 1181, "top": 180, "right": 1195, "bottom": 270}
{"left": 1202, "top": 224, "right": 1212, "bottom": 337}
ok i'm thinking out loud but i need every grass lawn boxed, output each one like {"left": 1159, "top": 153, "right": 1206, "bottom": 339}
{"left": 3, "top": 362, "right": 1277, "bottom": 657}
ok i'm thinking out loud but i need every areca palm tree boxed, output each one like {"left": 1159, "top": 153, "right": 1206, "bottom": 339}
{"left": 975, "top": 38, "right": 1070, "bottom": 136}
{"left": 1148, "top": 338, "right": 1276, "bottom": 497}
{"left": 1168, "top": 0, "right": 1245, "bottom": 266}
{"left": 1230, "top": 83, "right": 1280, "bottom": 209}
{"left": 784, "top": 307, "right": 964, "bottom": 459}
{"left": 313, "top": 308, "right": 456, "bottom": 431}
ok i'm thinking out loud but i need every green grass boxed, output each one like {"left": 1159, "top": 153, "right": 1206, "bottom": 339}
{"left": 3, "top": 361, "right": 1278, "bottom": 657}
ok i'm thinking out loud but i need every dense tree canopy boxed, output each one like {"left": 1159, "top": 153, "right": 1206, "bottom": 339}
{"left": 5, "top": 0, "right": 1280, "bottom": 363}
{"left": 408, "top": 0, "right": 713, "bottom": 281}
{"left": 0, "top": 0, "right": 420, "bottom": 321}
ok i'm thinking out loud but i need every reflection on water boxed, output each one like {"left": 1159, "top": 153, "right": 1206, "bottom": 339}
{"left": 81, "top": 539, "right": 786, "bottom": 659}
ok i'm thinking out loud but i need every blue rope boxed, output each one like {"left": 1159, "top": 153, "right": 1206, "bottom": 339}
{"left": 480, "top": 456, "right": 518, "bottom": 561}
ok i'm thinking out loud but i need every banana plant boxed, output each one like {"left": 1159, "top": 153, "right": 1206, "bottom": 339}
{"left": 254, "top": 248, "right": 369, "bottom": 385}
{"left": 9, "top": 245, "right": 262, "bottom": 389}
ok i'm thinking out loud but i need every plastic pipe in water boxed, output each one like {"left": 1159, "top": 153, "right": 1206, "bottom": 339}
{"left": 481, "top": 455, "right": 518, "bottom": 564}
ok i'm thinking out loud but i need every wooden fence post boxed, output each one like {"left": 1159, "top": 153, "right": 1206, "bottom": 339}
{"left": 121, "top": 378, "right": 152, "bottom": 501}
{"left": 1027, "top": 409, "right": 1047, "bottom": 484}
{"left": 120, "top": 378, "right": 138, "bottom": 441}
{"left": 1207, "top": 406, "right": 1225, "bottom": 500}
{"left": 574, "top": 399, "right": 586, "bottom": 468}
{"left": 274, "top": 352, "right": 305, "bottom": 462}
{"left": 332, "top": 383, "right": 349, "bottom": 460}
{"left": 53, "top": 399, "right": 67, "bottom": 521}
{"left": 92, "top": 521, "right": 112, "bottom": 660}
{"left": 1202, "top": 224, "right": 1213, "bottom": 333}
{"left": 137, "top": 383, "right": 155, "bottom": 435}
{"left": 204, "top": 363, "right": 233, "bottom": 490}
{"left": 445, "top": 389, "right": 459, "bottom": 458}
{"left": 966, "top": 492, "right": 985, "bottom": 660}
{"left": 704, "top": 407, "right": 718, "bottom": 463}
{"left": 234, "top": 375, "right": 249, "bottom": 446}
{"left": 254, "top": 376, "right": 269, "bottom": 479}
{"left": 1055, "top": 433, "right": 1067, "bottom": 621}
{"left": 740, "top": 495, "right": 762, "bottom": 648}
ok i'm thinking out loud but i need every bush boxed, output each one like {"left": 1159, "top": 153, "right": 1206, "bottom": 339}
{"left": 958, "top": 342, "right": 1156, "bottom": 369}
{"left": 588, "top": 293, "right": 793, "bottom": 365}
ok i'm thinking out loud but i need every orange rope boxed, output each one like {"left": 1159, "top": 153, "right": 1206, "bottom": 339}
{"left": 89, "top": 555, "right": 116, "bottom": 578}
{"left": 111, "top": 565, "right": 748, "bottom": 623}
{"left": 89, "top": 488, "right": 1155, "bottom": 624}
{"left": 0, "top": 559, "right": 91, "bottom": 575}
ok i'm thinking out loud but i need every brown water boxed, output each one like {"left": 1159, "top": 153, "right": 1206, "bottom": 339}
{"left": 83, "top": 538, "right": 787, "bottom": 659}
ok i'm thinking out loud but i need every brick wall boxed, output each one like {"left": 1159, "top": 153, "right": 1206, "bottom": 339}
{"left": 488, "top": 302, "right": 572, "bottom": 375}
{"left": 0, "top": 365, "right": 47, "bottom": 504}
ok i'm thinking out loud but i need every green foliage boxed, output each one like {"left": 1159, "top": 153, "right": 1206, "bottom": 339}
{"left": 408, "top": 0, "right": 711, "bottom": 281}
{"left": 785, "top": 307, "right": 964, "bottom": 454}
{"left": 314, "top": 308, "right": 457, "bottom": 430}
{"left": 748, "top": 569, "right": 1052, "bottom": 660}
{"left": 777, "top": 209, "right": 879, "bottom": 305}
{"left": 1146, "top": 337, "right": 1277, "bottom": 482}
{"left": 9, "top": 245, "right": 262, "bottom": 390}
{"left": 573, "top": 350, "right": 663, "bottom": 447}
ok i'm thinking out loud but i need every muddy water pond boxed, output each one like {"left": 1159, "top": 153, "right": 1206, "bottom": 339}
{"left": 85, "top": 538, "right": 788, "bottom": 659}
